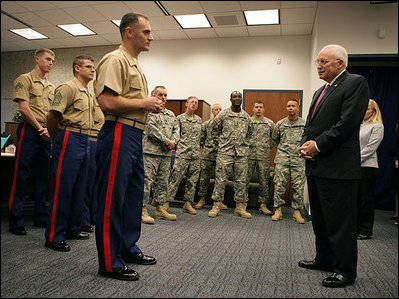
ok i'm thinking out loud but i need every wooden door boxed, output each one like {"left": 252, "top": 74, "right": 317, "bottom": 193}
{"left": 243, "top": 89, "right": 303, "bottom": 206}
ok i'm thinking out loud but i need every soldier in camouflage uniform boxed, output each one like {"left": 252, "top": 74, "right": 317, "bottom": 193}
{"left": 271, "top": 99, "right": 306, "bottom": 223}
{"left": 208, "top": 91, "right": 254, "bottom": 219}
{"left": 195, "top": 103, "right": 226, "bottom": 210}
{"left": 247, "top": 100, "right": 276, "bottom": 215}
{"left": 167, "top": 96, "right": 202, "bottom": 215}
{"left": 142, "top": 86, "right": 179, "bottom": 224}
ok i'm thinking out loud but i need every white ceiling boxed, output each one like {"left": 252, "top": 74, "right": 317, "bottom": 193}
{"left": 1, "top": 1, "right": 318, "bottom": 52}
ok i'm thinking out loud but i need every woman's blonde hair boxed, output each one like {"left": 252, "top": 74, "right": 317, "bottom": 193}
{"left": 367, "top": 99, "right": 383, "bottom": 124}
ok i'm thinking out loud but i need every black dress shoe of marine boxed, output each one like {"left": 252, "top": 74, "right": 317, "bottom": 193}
{"left": 98, "top": 266, "right": 139, "bottom": 281}
{"left": 124, "top": 253, "right": 157, "bottom": 265}
{"left": 81, "top": 225, "right": 94, "bottom": 233}
{"left": 66, "top": 232, "right": 90, "bottom": 240}
{"left": 9, "top": 226, "right": 27, "bottom": 235}
{"left": 322, "top": 273, "right": 355, "bottom": 288}
{"left": 298, "top": 259, "right": 333, "bottom": 271}
{"left": 357, "top": 234, "right": 371, "bottom": 240}
{"left": 45, "top": 241, "right": 71, "bottom": 252}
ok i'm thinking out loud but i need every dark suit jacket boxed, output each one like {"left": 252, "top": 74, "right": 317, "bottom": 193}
{"left": 301, "top": 70, "right": 369, "bottom": 180}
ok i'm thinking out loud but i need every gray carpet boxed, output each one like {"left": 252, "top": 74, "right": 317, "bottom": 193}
{"left": 1, "top": 203, "right": 398, "bottom": 298}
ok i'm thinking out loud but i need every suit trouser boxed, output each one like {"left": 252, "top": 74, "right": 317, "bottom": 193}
{"left": 45, "top": 130, "right": 90, "bottom": 242}
{"left": 95, "top": 121, "right": 144, "bottom": 273}
{"left": 307, "top": 175, "right": 358, "bottom": 279}
{"left": 357, "top": 167, "right": 378, "bottom": 236}
{"left": 9, "top": 123, "right": 50, "bottom": 229}
{"left": 81, "top": 139, "right": 98, "bottom": 226}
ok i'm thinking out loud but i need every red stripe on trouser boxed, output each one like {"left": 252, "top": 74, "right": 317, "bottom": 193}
{"left": 49, "top": 131, "right": 69, "bottom": 243}
{"left": 9, "top": 123, "right": 27, "bottom": 211}
{"left": 104, "top": 123, "right": 122, "bottom": 272}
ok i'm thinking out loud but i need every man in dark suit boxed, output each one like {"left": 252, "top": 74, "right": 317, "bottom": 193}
{"left": 298, "top": 44, "right": 369, "bottom": 288}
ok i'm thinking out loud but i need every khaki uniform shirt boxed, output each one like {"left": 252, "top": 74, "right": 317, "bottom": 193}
{"left": 90, "top": 98, "right": 105, "bottom": 137}
{"left": 143, "top": 108, "right": 180, "bottom": 157}
{"left": 200, "top": 118, "right": 219, "bottom": 161}
{"left": 248, "top": 116, "right": 276, "bottom": 161}
{"left": 212, "top": 108, "right": 253, "bottom": 157}
{"left": 50, "top": 77, "right": 94, "bottom": 130}
{"left": 272, "top": 116, "right": 306, "bottom": 165}
{"left": 95, "top": 45, "right": 148, "bottom": 126}
{"left": 175, "top": 113, "right": 202, "bottom": 159}
{"left": 13, "top": 69, "right": 55, "bottom": 126}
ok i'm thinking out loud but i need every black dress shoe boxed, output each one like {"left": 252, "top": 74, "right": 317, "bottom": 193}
{"left": 357, "top": 234, "right": 371, "bottom": 240}
{"left": 98, "top": 266, "right": 139, "bottom": 281}
{"left": 124, "top": 253, "right": 157, "bottom": 265}
{"left": 322, "top": 273, "right": 355, "bottom": 288}
{"left": 10, "top": 226, "right": 27, "bottom": 235}
{"left": 66, "top": 232, "right": 90, "bottom": 240}
{"left": 45, "top": 241, "right": 71, "bottom": 252}
{"left": 298, "top": 259, "right": 333, "bottom": 271}
{"left": 81, "top": 225, "right": 94, "bottom": 233}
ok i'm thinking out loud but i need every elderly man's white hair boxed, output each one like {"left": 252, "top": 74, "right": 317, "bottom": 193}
{"left": 320, "top": 44, "right": 348, "bottom": 67}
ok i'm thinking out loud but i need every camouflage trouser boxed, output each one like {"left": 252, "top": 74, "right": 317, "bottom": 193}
{"left": 211, "top": 153, "right": 248, "bottom": 203}
{"left": 143, "top": 153, "right": 171, "bottom": 206}
{"left": 167, "top": 157, "right": 200, "bottom": 203}
{"left": 197, "top": 159, "right": 216, "bottom": 198}
{"left": 272, "top": 162, "right": 305, "bottom": 209}
{"left": 247, "top": 159, "right": 271, "bottom": 204}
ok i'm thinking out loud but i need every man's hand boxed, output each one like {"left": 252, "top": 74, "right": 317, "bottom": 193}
{"left": 143, "top": 96, "right": 162, "bottom": 113}
{"left": 299, "top": 140, "right": 318, "bottom": 160}
{"left": 38, "top": 127, "right": 50, "bottom": 141}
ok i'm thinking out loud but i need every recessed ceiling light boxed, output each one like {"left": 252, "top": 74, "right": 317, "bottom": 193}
{"left": 9, "top": 28, "right": 48, "bottom": 40}
{"left": 57, "top": 24, "right": 96, "bottom": 36}
{"left": 174, "top": 14, "right": 211, "bottom": 29}
{"left": 244, "top": 9, "right": 280, "bottom": 25}
{"left": 112, "top": 20, "right": 121, "bottom": 27}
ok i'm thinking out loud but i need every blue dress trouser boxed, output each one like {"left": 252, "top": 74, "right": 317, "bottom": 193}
{"left": 95, "top": 121, "right": 144, "bottom": 273}
{"left": 81, "top": 139, "right": 98, "bottom": 226}
{"left": 44, "top": 130, "right": 90, "bottom": 243}
{"left": 9, "top": 123, "right": 50, "bottom": 229}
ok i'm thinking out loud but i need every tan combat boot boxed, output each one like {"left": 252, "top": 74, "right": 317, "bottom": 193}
{"left": 208, "top": 202, "right": 220, "bottom": 218}
{"left": 271, "top": 207, "right": 283, "bottom": 221}
{"left": 293, "top": 209, "right": 305, "bottom": 224}
{"left": 259, "top": 203, "right": 273, "bottom": 215}
{"left": 195, "top": 197, "right": 206, "bottom": 209}
{"left": 151, "top": 199, "right": 156, "bottom": 207}
{"left": 164, "top": 201, "right": 170, "bottom": 211}
{"left": 142, "top": 206, "right": 155, "bottom": 224}
{"left": 182, "top": 201, "right": 197, "bottom": 215}
{"left": 218, "top": 201, "right": 228, "bottom": 210}
{"left": 234, "top": 203, "right": 252, "bottom": 219}
{"left": 154, "top": 204, "right": 177, "bottom": 221}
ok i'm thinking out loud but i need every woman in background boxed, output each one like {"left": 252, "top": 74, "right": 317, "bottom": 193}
{"left": 357, "top": 99, "right": 384, "bottom": 240}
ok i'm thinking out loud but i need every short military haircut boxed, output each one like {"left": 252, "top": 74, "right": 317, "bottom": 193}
{"left": 119, "top": 13, "right": 149, "bottom": 37}
{"left": 230, "top": 91, "right": 242, "bottom": 99}
{"left": 253, "top": 100, "right": 264, "bottom": 107}
{"left": 187, "top": 96, "right": 198, "bottom": 102}
{"left": 211, "top": 103, "right": 221, "bottom": 109}
{"left": 288, "top": 98, "right": 299, "bottom": 106}
{"left": 151, "top": 85, "right": 166, "bottom": 95}
{"left": 34, "top": 48, "right": 55, "bottom": 59}
{"left": 72, "top": 55, "right": 94, "bottom": 75}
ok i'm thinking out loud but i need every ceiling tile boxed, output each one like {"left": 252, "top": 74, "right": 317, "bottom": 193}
{"left": 247, "top": 25, "right": 281, "bottom": 36}
{"left": 160, "top": 1, "right": 204, "bottom": 15}
{"left": 50, "top": 1, "right": 90, "bottom": 8}
{"left": 282, "top": 23, "right": 313, "bottom": 35}
{"left": 34, "top": 9, "right": 80, "bottom": 25}
{"left": 33, "top": 26, "right": 80, "bottom": 39}
{"left": 239, "top": 1, "right": 281, "bottom": 10}
{"left": 91, "top": 2, "right": 131, "bottom": 20}
{"left": 207, "top": 12, "right": 247, "bottom": 27}
{"left": 124, "top": 1, "right": 166, "bottom": 17}
{"left": 200, "top": 1, "right": 241, "bottom": 13}
{"left": 100, "top": 33, "right": 122, "bottom": 44}
{"left": 62, "top": 6, "right": 108, "bottom": 23}
{"left": 215, "top": 26, "right": 248, "bottom": 37}
{"left": 1, "top": 1, "right": 27, "bottom": 14}
{"left": 280, "top": 7, "right": 316, "bottom": 24}
{"left": 83, "top": 21, "right": 120, "bottom": 35}
{"left": 1, "top": 29, "right": 27, "bottom": 42}
{"left": 148, "top": 16, "right": 181, "bottom": 30}
{"left": 76, "top": 35, "right": 111, "bottom": 46}
{"left": 155, "top": 30, "right": 189, "bottom": 40}
{"left": 1, "top": 14, "right": 27, "bottom": 29}
{"left": 15, "top": 1, "right": 57, "bottom": 12}
{"left": 184, "top": 28, "right": 218, "bottom": 39}
{"left": 12, "top": 12, "right": 52, "bottom": 27}
{"left": 281, "top": 1, "right": 317, "bottom": 8}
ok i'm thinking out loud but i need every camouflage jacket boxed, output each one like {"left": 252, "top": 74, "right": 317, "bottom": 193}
{"left": 212, "top": 108, "right": 253, "bottom": 157}
{"left": 143, "top": 108, "right": 179, "bottom": 157}
{"left": 272, "top": 116, "right": 306, "bottom": 164}
{"left": 200, "top": 118, "right": 219, "bottom": 161}
{"left": 248, "top": 116, "right": 276, "bottom": 161}
{"left": 175, "top": 112, "right": 202, "bottom": 159}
